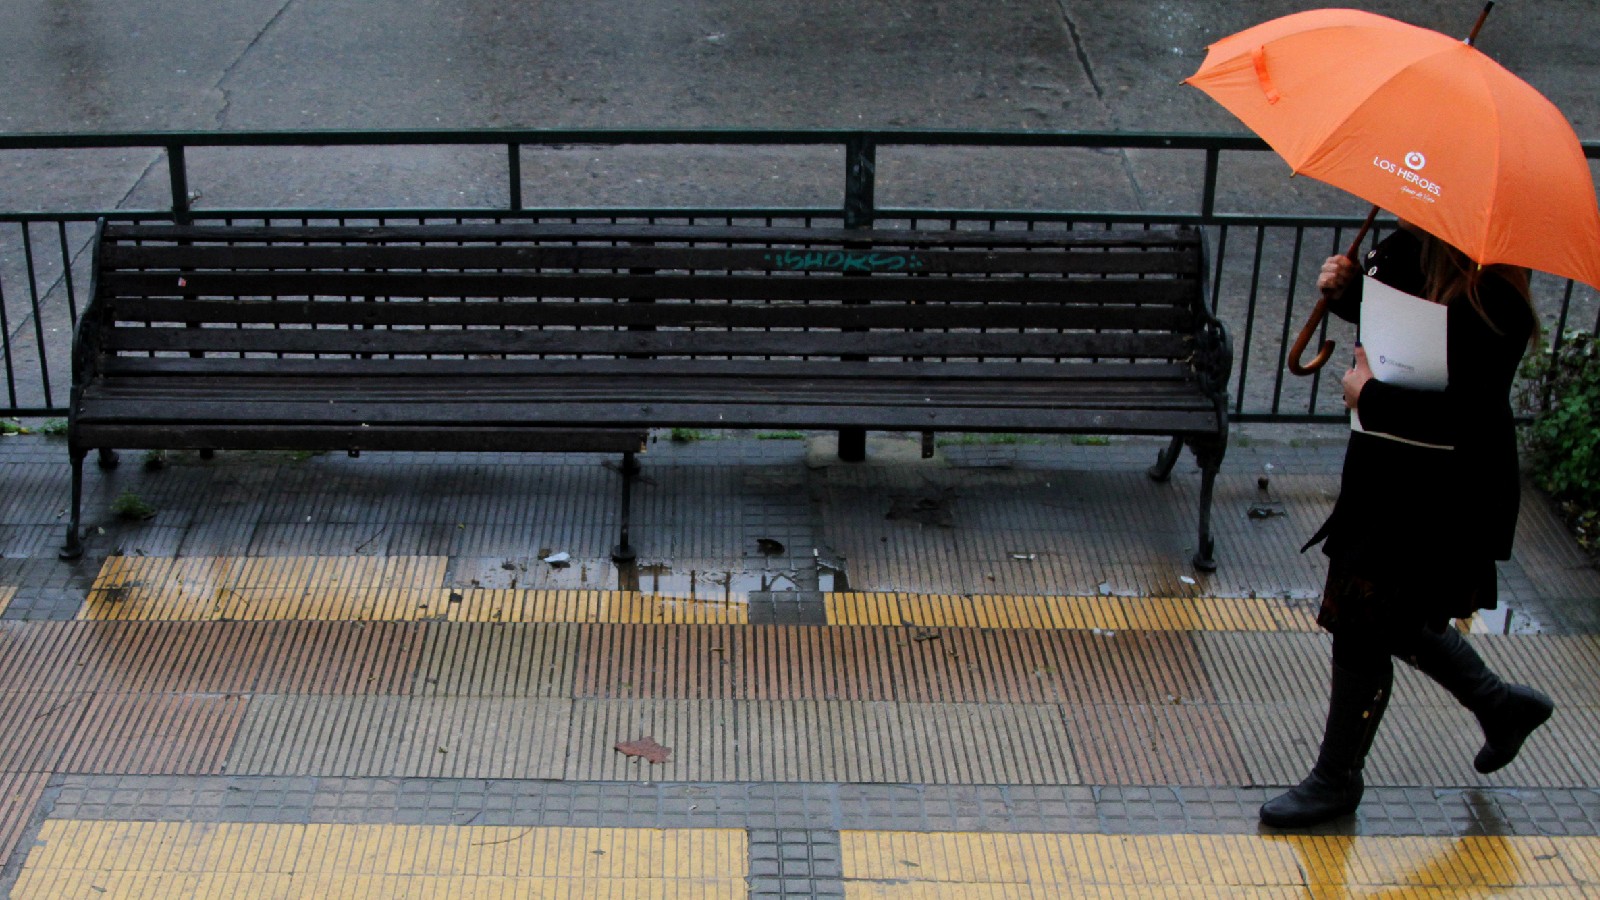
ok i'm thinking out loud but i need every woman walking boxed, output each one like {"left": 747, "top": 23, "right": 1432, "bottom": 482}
{"left": 1260, "top": 221, "right": 1556, "bottom": 829}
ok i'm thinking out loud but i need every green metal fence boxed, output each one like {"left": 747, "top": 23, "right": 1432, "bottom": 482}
{"left": 3, "top": 128, "right": 1596, "bottom": 420}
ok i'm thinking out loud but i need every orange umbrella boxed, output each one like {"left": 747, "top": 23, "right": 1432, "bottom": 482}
{"left": 1184, "top": 6, "right": 1600, "bottom": 374}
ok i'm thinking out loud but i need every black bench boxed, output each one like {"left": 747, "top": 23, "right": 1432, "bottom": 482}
{"left": 63, "top": 221, "right": 1231, "bottom": 568}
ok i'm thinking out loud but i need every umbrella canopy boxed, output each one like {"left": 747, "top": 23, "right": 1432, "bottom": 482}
{"left": 1184, "top": 7, "right": 1600, "bottom": 291}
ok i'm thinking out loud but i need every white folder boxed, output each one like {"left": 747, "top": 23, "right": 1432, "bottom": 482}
{"left": 1350, "top": 275, "right": 1452, "bottom": 448}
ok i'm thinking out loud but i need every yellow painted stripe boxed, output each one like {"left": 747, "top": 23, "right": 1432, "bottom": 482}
{"left": 82, "top": 556, "right": 449, "bottom": 621}
{"left": 826, "top": 593, "right": 1320, "bottom": 632}
{"left": 841, "top": 832, "right": 1596, "bottom": 894}
{"left": 16, "top": 822, "right": 746, "bottom": 897}
{"left": 80, "top": 557, "right": 751, "bottom": 624}
{"left": 81, "top": 555, "right": 1342, "bottom": 631}
{"left": 450, "top": 589, "right": 748, "bottom": 624}
{"left": 0, "top": 585, "right": 15, "bottom": 616}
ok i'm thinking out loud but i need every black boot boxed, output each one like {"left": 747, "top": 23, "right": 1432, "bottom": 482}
{"left": 1260, "top": 661, "right": 1390, "bottom": 828}
{"left": 1404, "top": 625, "right": 1554, "bottom": 774}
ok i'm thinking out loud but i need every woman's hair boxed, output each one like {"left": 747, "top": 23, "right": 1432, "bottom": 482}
{"left": 1417, "top": 231, "right": 1537, "bottom": 344}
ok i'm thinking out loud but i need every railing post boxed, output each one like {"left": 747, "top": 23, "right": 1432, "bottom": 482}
{"left": 167, "top": 144, "right": 192, "bottom": 225}
{"left": 507, "top": 143, "right": 523, "bottom": 211}
{"left": 838, "top": 134, "right": 878, "bottom": 462}
{"left": 844, "top": 134, "right": 877, "bottom": 229}
{"left": 1201, "top": 147, "right": 1220, "bottom": 220}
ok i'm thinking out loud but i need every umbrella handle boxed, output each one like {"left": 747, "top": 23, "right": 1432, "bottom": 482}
{"left": 1287, "top": 298, "right": 1335, "bottom": 376}
{"left": 1287, "top": 206, "right": 1379, "bottom": 377}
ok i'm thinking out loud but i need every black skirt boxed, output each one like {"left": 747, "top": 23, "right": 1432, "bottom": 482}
{"left": 1317, "top": 555, "right": 1499, "bottom": 634}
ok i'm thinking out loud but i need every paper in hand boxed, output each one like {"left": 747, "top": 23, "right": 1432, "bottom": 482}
{"left": 1358, "top": 275, "right": 1448, "bottom": 390}
{"left": 1350, "top": 275, "right": 1451, "bottom": 448}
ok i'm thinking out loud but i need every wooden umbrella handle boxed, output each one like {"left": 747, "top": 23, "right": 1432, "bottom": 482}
{"left": 1287, "top": 296, "right": 1336, "bottom": 376}
{"left": 1288, "top": 206, "right": 1379, "bottom": 376}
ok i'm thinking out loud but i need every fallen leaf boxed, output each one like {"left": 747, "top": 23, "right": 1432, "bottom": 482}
{"left": 616, "top": 736, "right": 671, "bottom": 764}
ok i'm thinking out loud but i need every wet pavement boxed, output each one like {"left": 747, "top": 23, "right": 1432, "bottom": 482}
{"left": 0, "top": 427, "right": 1598, "bottom": 895}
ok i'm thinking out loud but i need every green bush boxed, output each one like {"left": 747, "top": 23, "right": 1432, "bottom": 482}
{"left": 1520, "top": 330, "right": 1600, "bottom": 549}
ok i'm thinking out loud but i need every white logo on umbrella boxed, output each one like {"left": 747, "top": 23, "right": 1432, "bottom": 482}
{"left": 1405, "top": 151, "right": 1427, "bottom": 170}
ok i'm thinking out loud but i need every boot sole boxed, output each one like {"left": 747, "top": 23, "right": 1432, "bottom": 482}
{"left": 1258, "top": 793, "right": 1361, "bottom": 828}
{"left": 1475, "top": 693, "right": 1555, "bottom": 774}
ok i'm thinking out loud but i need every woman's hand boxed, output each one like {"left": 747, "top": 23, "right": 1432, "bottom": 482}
{"left": 1318, "top": 255, "right": 1357, "bottom": 301}
{"left": 1343, "top": 345, "right": 1374, "bottom": 409}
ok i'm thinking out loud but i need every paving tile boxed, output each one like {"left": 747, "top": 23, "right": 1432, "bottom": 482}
{"left": 0, "top": 691, "right": 90, "bottom": 773}
{"left": 58, "top": 692, "right": 246, "bottom": 776}
{"left": 413, "top": 622, "right": 577, "bottom": 698}
{"left": 1061, "top": 702, "right": 1249, "bottom": 786}
{"left": 0, "top": 772, "right": 48, "bottom": 870}
{"left": 226, "top": 696, "right": 572, "bottom": 780}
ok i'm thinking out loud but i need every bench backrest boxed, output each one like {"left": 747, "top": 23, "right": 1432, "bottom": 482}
{"left": 82, "top": 222, "right": 1213, "bottom": 372}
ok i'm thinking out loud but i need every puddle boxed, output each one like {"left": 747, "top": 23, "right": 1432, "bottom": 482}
{"left": 1469, "top": 605, "right": 1544, "bottom": 635}
{"left": 481, "top": 555, "right": 850, "bottom": 601}
{"left": 624, "top": 560, "right": 848, "bottom": 601}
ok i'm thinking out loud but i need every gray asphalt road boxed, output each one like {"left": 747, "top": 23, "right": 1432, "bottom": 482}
{"left": 4, "top": 0, "right": 1595, "bottom": 137}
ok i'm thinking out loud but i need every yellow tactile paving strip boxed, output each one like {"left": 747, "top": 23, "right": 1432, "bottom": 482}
{"left": 826, "top": 592, "right": 1320, "bottom": 631}
{"left": 82, "top": 556, "right": 748, "bottom": 624}
{"left": 0, "top": 585, "right": 15, "bottom": 616}
{"left": 840, "top": 832, "right": 1600, "bottom": 896}
{"left": 453, "top": 589, "right": 748, "bottom": 624}
{"left": 79, "top": 555, "right": 1329, "bottom": 631}
{"left": 17, "top": 823, "right": 1600, "bottom": 896}
{"left": 15, "top": 822, "right": 748, "bottom": 899}
{"left": 84, "top": 556, "right": 450, "bottom": 621}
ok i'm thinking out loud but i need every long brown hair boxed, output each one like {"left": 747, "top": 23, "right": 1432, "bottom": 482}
{"left": 1417, "top": 231, "right": 1537, "bottom": 344}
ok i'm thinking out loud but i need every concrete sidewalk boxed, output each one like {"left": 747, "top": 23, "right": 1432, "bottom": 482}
{"left": 1, "top": 427, "right": 1597, "bottom": 896}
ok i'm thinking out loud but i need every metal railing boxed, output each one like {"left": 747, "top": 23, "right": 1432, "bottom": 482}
{"left": 3, "top": 128, "right": 1596, "bottom": 419}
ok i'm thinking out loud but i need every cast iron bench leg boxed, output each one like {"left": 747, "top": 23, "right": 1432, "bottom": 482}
{"left": 1193, "top": 463, "right": 1219, "bottom": 572}
{"left": 60, "top": 446, "right": 87, "bottom": 560}
{"left": 1147, "top": 436, "right": 1184, "bottom": 483}
{"left": 612, "top": 450, "right": 639, "bottom": 562}
{"left": 1190, "top": 438, "right": 1226, "bottom": 572}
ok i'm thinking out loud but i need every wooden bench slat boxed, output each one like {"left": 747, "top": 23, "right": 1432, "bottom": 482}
{"left": 104, "top": 243, "right": 1200, "bottom": 277}
{"left": 98, "top": 356, "right": 1198, "bottom": 383}
{"left": 79, "top": 396, "right": 1221, "bottom": 435}
{"left": 84, "top": 371, "right": 1207, "bottom": 402}
{"left": 104, "top": 222, "right": 1202, "bottom": 251}
{"left": 103, "top": 271, "right": 1197, "bottom": 306}
{"left": 108, "top": 297, "right": 1196, "bottom": 333}
{"left": 70, "top": 424, "right": 647, "bottom": 454}
{"left": 101, "top": 324, "right": 1193, "bottom": 360}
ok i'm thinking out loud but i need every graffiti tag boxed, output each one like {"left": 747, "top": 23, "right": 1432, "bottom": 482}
{"left": 764, "top": 250, "right": 924, "bottom": 272}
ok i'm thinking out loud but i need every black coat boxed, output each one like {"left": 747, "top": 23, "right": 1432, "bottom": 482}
{"left": 1308, "top": 230, "right": 1534, "bottom": 583}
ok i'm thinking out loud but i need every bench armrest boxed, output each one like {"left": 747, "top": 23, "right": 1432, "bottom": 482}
{"left": 67, "top": 220, "right": 114, "bottom": 412}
